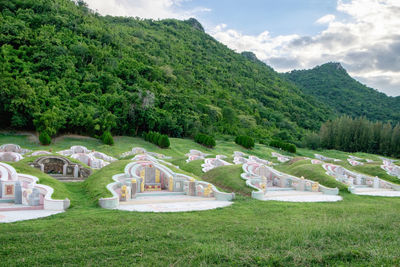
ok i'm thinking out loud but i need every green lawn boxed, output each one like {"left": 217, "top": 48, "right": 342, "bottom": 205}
{"left": 1, "top": 134, "right": 400, "bottom": 266}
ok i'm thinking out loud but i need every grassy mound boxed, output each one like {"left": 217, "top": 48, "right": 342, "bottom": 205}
{"left": 84, "top": 160, "right": 130, "bottom": 203}
{"left": 201, "top": 165, "right": 252, "bottom": 196}
{"left": 170, "top": 157, "right": 204, "bottom": 177}
{"left": 275, "top": 159, "right": 348, "bottom": 192}
{"left": 10, "top": 162, "right": 70, "bottom": 200}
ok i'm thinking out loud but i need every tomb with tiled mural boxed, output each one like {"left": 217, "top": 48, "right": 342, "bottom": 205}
{"left": 0, "top": 162, "right": 69, "bottom": 223}
{"left": 99, "top": 154, "right": 234, "bottom": 212}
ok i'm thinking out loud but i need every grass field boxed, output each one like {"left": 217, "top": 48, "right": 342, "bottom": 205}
{"left": 1, "top": 133, "right": 400, "bottom": 266}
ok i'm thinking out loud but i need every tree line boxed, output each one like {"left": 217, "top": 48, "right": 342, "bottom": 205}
{"left": 305, "top": 116, "right": 400, "bottom": 157}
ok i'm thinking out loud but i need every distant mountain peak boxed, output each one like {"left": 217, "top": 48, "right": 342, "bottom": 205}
{"left": 318, "top": 62, "right": 346, "bottom": 72}
{"left": 241, "top": 51, "right": 258, "bottom": 62}
{"left": 283, "top": 62, "right": 400, "bottom": 124}
{"left": 184, "top": 18, "right": 204, "bottom": 32}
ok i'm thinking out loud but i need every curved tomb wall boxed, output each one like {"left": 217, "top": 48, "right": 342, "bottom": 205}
{"left": 31, "top": 156, "right": 92, "bottom": 180}
{"left": 0, "top": 162, "right": 69, "bottom": 211}
{"left": 323, "top": 163, "right": 400, "bottom": 192}
{"left": 0, "top": 144, "right": 31, "bottom": 155}
{"left": 100, "top": 160, "right": 235, "bottom": 208}
{"left": 0, "top": 152, "right": 23, "bottom": 162}
{"left": 242, "top": 162, "right": 339, "bottom": 198}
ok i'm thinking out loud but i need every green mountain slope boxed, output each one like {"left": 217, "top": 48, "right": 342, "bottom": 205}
{"left": 0, "top": 0, "right": 331, "bottom": 141}
{"left": 283, "top": 63, "right": 400, "bottom": 123}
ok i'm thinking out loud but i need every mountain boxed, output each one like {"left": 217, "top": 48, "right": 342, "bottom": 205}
{"left": 0, "top": 0, "right": 331, "bottom": 141}
{"left": 283, "top": 63, "right": 400, "bottom": 124}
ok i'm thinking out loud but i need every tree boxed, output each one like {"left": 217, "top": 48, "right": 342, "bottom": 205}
{"left": 391, "top": 124, "right": 400, "bottom": 157}
{"left": 101, "top": 131, "right": 114, "bottom": 145}
{"left": 39, "top": 131, "right": 51, "bottom": 145}
{"left": 158, "top": 135, "right": 170, "bottom": 148}
{"left": 304, "top": 132, "right": 321, "bottom": 150}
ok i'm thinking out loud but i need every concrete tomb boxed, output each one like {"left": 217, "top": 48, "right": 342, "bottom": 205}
{"left": 0, "top": 162, "right": 69, "bottom": 222}
{"left": 0, "top": 144, "right": 31, "bottom": 154}
{"left": 323, "top": 163, "right": 400, "bottom": 196}
{"left": 201, "top": 155, "right": 232, "bottom": 172}
{"left": 241, "top": 160, "right": 341, "bottom": 202}
{"left": 347, "top": 158, "right": 364, "bottom": 166}
{"left": 58, "top": 146, "right": 116, "bottom": 169}
{"left": 314, "top": 154, "right": 341, "bottom": 162}
{"left": 30, "top": 151, "right": 52, "bottom": 156}
{"left": 99, "top": 154, "right": 234, "bottom": 212}
{"left": 381, "top": 159, "right": 400, "bottom": 179}
{"left": 311, "top": 159, "right": 323, "bottom": 164}
{"left": 349, "top": 155, "right": 363, "bottom": 161}
{"left": 271, "top": 152, "right": 292, "bottom": 163}
{"left": 120, "top": 147, "right": 171, "bottom": 160}
{"left": 30, "top": 156, "right": 92, "bottom": 181}
{"left": 186, "top": 149, "right": 209, "bottom": 163}
{"left": 233, "top": 153, "right": 273, "bottom": 166}
{"left": 0, "top": 152, "right": 23, "bottom": 162}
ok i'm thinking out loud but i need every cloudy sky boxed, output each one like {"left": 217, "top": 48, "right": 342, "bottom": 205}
{"left": 84, "top": 0, "right": 400, "bottom": 96}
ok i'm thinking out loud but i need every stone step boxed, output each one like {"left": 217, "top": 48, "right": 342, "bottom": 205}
{"left": 0, "top": 204, "right": 44, "bottom": 211}
{"left": 136, "top": 191, "right": 186, "bottom": 197}
{"left": 121, "top": 196, "right": 216, "bottom": 205}
{"left": 353, "top": 185, "right": 372, "bottom": 188}
{"left": 266, "top": 187, "right": 295, "bottom": 191}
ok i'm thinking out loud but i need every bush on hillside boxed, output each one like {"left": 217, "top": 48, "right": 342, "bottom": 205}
{"left": 158, "top": 135, "right": 170, "bottom": 148}
{"left": 194, "top": 133, "right": 216, "bottom": 148}
{"left": 144, "top": 131, "right": 170, "bottom": 148}
{"left": 39, "top": 131, "right": 51, "bottom": 145}
{"left": 101, "top": 131, "right": 114, "bottom": 145}
{"left": 270, "top": 139, "right": 297, "bottom": 153}
{"left": 235, "top": 135, "right": 255, "bottom": 149}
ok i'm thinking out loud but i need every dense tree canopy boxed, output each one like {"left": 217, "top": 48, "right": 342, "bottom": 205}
{"left": 306, "top": 116, "right": 400, "bottom": 158}
{"left": 0, "top": 0, "right": 331, "bottom": 140}
{"left": 284, "top": 63, "right": 400, "bottom": 124}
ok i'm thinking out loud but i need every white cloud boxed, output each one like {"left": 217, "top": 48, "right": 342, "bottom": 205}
{"left": 84, "top": 0, "right": 210, "bottom": 20}
{"left": 210, "top": 0, "right": 400, "bottom": 96}
{"left": 316, "top": 14, "right": 335, "bottom": 25}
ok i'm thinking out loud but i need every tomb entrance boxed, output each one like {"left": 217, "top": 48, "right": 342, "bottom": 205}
{"left": 31, "top": 156, "right": 92, "bottom": 181}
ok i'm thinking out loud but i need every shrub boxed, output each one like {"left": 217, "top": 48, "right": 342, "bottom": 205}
{"left": 269, "top": 139, "right": 296, "bottom": 153}
{"left": 194, "top": 133, "right": 216, "bottom": 148}
{"left": 144, "top": 131, "right": 170, "bottom": 148}
{"left": 235, "top": 135, "right": 254, "bottom": 149}
{"left": 39, "top": 131, "right": 51, "bottom": 145}
{"left": 158, "top": 135, "right": 170, "bottom": 148}
{"left": 101, "top": 131, "right": 114, "bottom": 145}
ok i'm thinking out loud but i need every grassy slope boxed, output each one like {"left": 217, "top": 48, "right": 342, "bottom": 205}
{"left": 202, "top": 165, "right": 252, "bottom": 196}
{"left": 84, "top": 160, "right": 130, "bottom": 202}
{"left": 1, "top": 134, "right": 400, "bottom": 265}
{"left": 170, "top": 158, "right": 204, "bottom": 177}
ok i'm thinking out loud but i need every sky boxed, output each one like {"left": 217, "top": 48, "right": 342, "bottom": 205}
{"left": 84, "top": 0, "right": 400, "bottom": 96}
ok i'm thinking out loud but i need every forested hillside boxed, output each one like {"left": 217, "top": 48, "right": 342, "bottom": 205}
{"left": 0, "top": 0, "right": 331, "bottom": 141}
{"left": 284, "top": 63, "right": 400, "bottom": 124}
